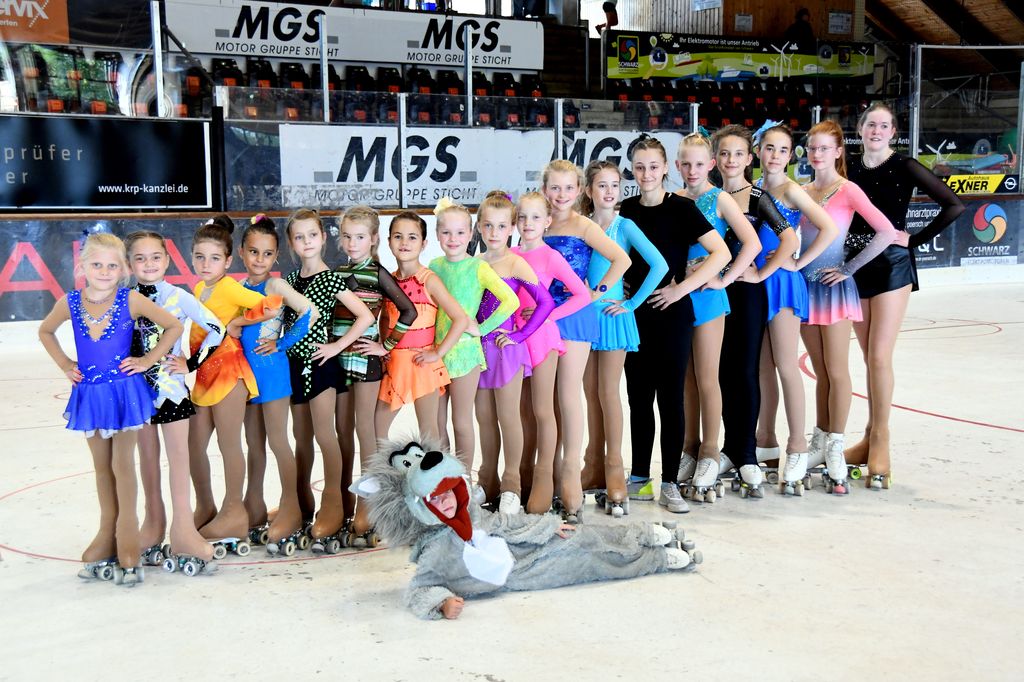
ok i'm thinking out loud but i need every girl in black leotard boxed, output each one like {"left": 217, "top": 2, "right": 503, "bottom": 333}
{"left": 845, "top": 103, "right": 964, "bottom": 489}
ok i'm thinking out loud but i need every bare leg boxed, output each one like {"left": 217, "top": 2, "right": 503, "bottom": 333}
{"left": 188, "top": 406, "right": 217, "bottom": 528}
{"left": 756, "top": 329, "right": 781, "bottom": 450}
{"left": 308, "top": 388, "right": 346, "bottom": 539}
{"left": 242, "top": 403, "right": 268, "bottom": 528}
{"left": 495, "top": 370, "right": 526, "bottom": 496}
{"left": 262, "top": 397, "right": 302, "bottom": 541}
{"left": 83, "top": 436, "right": 118, "bottom": 562}
{"left": 161, "top": 419, "right": 214, "bottom": 561}
{"left": 413, "top": 390, "right": 442, "bottom": 443}
{"left": 448, "top": 368, "right": 482, "bottom": 473}
{"left": 848, "top": 304, "right": 874, "bottom": 464}
{"left": 349, "top": 381, "right": 380, "bottom": 535}
{"left": 336, "top": 390, "right": 357, "bottom": 525}
{"left": 820, "top": 320, "right": 854, "bottom": 433}
{"left": 692, "top": 318, "right": 724, "bottom": 465}
{"left": 519, "top": 375, "right": 537, "bottom": 502}
{"left": 597, "top": 350, "right": 628, "bottom": 504}
{"left": 136, "top": 424, "right": 166, "bottom": 549}
{"left": 863, "top": 286, "right": 911, "bottom": 475}
{"left": 292, "top": 402, "right": 317, "bottom": 521}
{"left": 682, "top": 353, "right": 701, "bottom": 457}
{"left": 475, "top": 388, "right": 501, "bottom": 502}
{"left": 199, "top": 381, "right": 250, "bottom": 540}
{"left": 556, "top": 340, "right": 591, "bottom": 515}
{"left": 526, "top": 351, "right": 558, "bottom": 514}
{"left": 769, "top": 309, "right": 808, "bottom": 454}
{"left": 436, "top": 391, "right": 452, "bottom": 453}
{"left": 800, "top": 324, "right": 830, "bottom": 431}
{"left": 109, "top": 431, "right": 141, "bottom": 568}
{"left": 580, "top": 353, "right": 606, "bottom": 491}
{"left": 374, "top": 399, "right": 398, "bottom": 443}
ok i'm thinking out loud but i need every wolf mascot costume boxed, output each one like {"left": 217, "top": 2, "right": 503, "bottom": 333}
{"left": 352, "top": 437, "right": 703, "bottom": 619}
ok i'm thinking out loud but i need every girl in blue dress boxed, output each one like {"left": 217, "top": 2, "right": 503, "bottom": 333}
{"left": 39, "top": 233, "right": 183, "bottom": 586}
{"left": 578, "top": 160, "right": 668, "bottom": 517}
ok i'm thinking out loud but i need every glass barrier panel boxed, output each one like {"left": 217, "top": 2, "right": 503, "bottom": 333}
{"left": 569, "top": 97, "right": 692, "bottom": 132}
{"left": 468, "top": 94, "right": 556, "bottom": 129}
{"left": 918, "top": 47, "right": 1021, "bottom": 195}
{"left": 214, "top": 86, "right": 401, "bottom": 126}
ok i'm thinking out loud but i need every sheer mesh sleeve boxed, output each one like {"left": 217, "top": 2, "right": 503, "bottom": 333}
{"left": 839, "top": 182, "right": 898, "bottom": 276}
{"left": 753, "top": 186, "right": 790, "bottom": 236}
{"left": 378, "top": 265, "right": 417, "bottom": 351}
{"left": 905, "top": 157, "right": 966, "bottom": 248}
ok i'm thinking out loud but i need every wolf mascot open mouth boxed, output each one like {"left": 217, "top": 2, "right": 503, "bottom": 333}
{"left": 353, "top": 436, "right": 703, "bottom": 620}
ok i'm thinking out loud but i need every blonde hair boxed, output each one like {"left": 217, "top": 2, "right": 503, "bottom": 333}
{"left": 542, "top": 159, "right": 582, "bottom": 188}
{"left": 434, "top": 199, "right": 473, "bottom": 231}
{"left": 477, "top": 190, "right": 517, "bottom": 226}
{"left": 678, "top": 132, "right": 713, "bottom": 158}
{"left": 80, "top": 233, "right": 130, "bottom": 286}
{"left": 517, "top": 191, "right": 552, "bottom": 215}
{"left": 340, "top": 205, "right": 381, "bottom": 261}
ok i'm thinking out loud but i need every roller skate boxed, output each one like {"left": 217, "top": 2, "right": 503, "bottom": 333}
{"left": 78, "top": 558, "right": 119, "bottom": 581}
{"left": 659, "top": 521, "right": 702, "bottom": 570}
{"left": 779, "top": 452, "right": 809, "bottom": 496}
{"left": 140, "top": 543, "right": 172, "bottom": 567}
{"left": 682, "top": 457, "right": 725, "bottom": 503}
{"left": 498, "top": 491, "right": 522, "bottom": 515}
{"left": 756, "top": 446, "right": 781, "bottom": 484}
{"left": 866, "top": 472, "right": 893, "bottom": 490}
{"left": 266, "top": 526, "right": 311, "bottom": 557}
{"left": 560, "top": 503, "right": 583, "bottom": 525}
{"left": 658, "top": 482, "right": 689, "bottom": 513}
{"left": 163, "top": 553, "right": 217, "bottom": 577}
{"left": 806, "top": 427, "right": 828, "bottom": 469}
{"left": 822, "top": 433, "right": 849, "bottom": 495}
{"left": 210, "top": 537, "right": 252, "bottom": 560}
{"left": 734, "top": 464, "right": 764, "bottom": 499}
{"left": 676, "top": 453, "right": 697, "bottom": 484}
{"left": 626, "top": 476, "right": 655, "bottom": 501}
{"left": 247, "top": 524, "right": 270, "bottom": 547}
{"left": 341, "top": 517, "right": 381, "bottom": 549}
{"left": 113, "top": 566, "right": 144, "bottom": 587}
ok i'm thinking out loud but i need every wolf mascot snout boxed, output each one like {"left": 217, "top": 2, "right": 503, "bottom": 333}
{"left": 352, "top": 436, "right": 702, "bottom": 620}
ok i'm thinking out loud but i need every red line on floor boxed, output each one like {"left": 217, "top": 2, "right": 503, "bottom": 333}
{"left": 798, "top": 353, "right": 1024, "bottom": 434}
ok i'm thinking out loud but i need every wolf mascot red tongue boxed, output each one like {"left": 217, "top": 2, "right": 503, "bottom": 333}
{"left": 424, "top": 477, "right": 473, "bottom": 542}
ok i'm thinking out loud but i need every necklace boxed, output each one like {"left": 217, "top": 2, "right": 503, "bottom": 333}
{"left": 727, "top": 184, "right": 752, "bottom": 195}
{"left": 861, "top": 150, "right": 894, "bottom": 170}
{"left": 83, "top": 290, "right": 115, "bottom": 305}
{"left": 82, "top": 306, "right": 113, "bottom": 326}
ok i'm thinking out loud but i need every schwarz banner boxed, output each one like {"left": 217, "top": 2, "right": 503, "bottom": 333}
{"left": 0, "top": 115, "right": 212, "bottom": 210}
{"left": 164, "top": 0, "right": 544, "bottom": 69}
{"left": 910, "top": 198, "right": 1023, "bottom": 269}
{"left": 606, "top": 31, "right": 874, "bottom": 81}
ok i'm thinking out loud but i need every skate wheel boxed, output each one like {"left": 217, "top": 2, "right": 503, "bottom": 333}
{"left": 283, "top": 541, "right": 296, "bottom": 557}
{"left": 740, "top": 486, "right": 748, "bottom": 499}
{"left": 161, "top": 543, "right": 172, "bottom": 559}
{"left": 112, "top": 567, "right": 123, "bottom": 585}
{"left": 849, "top": 466, "right": 862, "bottom": 480}
{"left": 794, "top": 482, "right": 804, "bottom": 497}
{"left": 163, "top": 557, "right": 176, "bottom": 573}
{"left": 716, "top": 482, "right": 725, "bottom": 496}
{"left": 766, "top": 471, "right": 779, "bottom": 485}
{"left": 340, "top": 532, "right": 352, "bottom": 548}
{"left": 212, "top": 544, "right": 227, "bottom": 561}
{"left": 367, "top": 533, "right": 379, "bottom": 548}
{"left": 705, "top": 490, "right": 716, "bottom": 504}
{"left": 804, "top": 475, "right": 813, "bottom": 490}
{"left": 99, "top": 565, "right": 115, "bottom": 581}
{"left": 326, "top": 539, "right": 342, "bottom": 554}
{"left": 183, "top": 561, "right": 198, "bottom": 577}
{"left": 297, "top": 535, "right": 311, "bottom": 551}
{"left": 731, "top": 479, "right": 740, "bottom": 492}
{"left": 136, "top": 567, "right": 145, "bottom": 583}
{"left": 258, "top": 529, "right": 269, "bottom": 545}
{"left": 682, "top": 539, "right": 695, "bottom": 551}
{"left": 690, "top": 550, "right": 703, "bottom": 565}
{"left": 235, "top": 541, "right": 251, "bottom": 557}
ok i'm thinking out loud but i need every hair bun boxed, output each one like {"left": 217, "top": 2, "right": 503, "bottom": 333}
{"left": 433, "top": 196, "right": 455, "bottom": 216}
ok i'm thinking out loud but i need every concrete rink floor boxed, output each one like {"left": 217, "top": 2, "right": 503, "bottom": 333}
{"left": 0, "top": 275, "right": 1021, "bottom": 681}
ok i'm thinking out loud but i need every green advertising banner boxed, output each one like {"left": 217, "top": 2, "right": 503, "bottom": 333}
{"left": 606, "top": 32, "right": 874, "bottom": 82}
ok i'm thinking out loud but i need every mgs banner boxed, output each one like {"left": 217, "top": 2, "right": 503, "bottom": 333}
{"left": 165, "top": 0, "right": 544, "bottom": 69}
{"left": 277, "top": 124, "right": 555, "bottom": 209}
{"left": 606, "top": 31, "right": 873, "bottom": 81}
{"left": 0, "top": 115, "right": 211, "bottom": 209}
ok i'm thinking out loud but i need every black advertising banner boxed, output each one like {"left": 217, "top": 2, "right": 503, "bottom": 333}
{"left": 909, "top": 198, "right": 1023, "bottom": 269}
{"left": 0, "top": 115, "right": 211, "bottom": 210}
{"left": 67, "top": 0, "right": 152, "bottom": 49}
{"left": 0, "top": 216, "right": 344, "bottom": 321}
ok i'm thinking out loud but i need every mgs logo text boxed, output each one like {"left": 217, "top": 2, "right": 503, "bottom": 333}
{"left": 421, "top": 18, "right": 500, "bottom": 52}
{"left": 231, "top": 5, "right": 324, "bottom": 43}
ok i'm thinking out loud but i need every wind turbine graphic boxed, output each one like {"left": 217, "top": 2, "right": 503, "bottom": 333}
{"left": 769, "top": 41, "right": 793, "bottom": 81}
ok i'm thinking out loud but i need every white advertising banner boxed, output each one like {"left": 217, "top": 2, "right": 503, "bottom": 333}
{"left": 165, "top": 0, "right": 544, "bottom": 69}
{"left": 278, "top": 124, "right": 555, "bottom": 209}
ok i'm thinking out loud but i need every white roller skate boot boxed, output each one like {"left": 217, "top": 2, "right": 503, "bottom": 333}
{"left": 737, "top": 464, "right": 764, "bottom": 498}
{"left": 665, "top": 547, "right": 694, "bottom": 570}
{"left": 498, "top": 491, "right": 521, "bottom": 515}
{"left": 649, "top": 523, "right": 674, "bottom": 546}
{"left": 823, "top": 433, "right": 849, "bottom": 495}
{"left": 684, "top": 457, "right": 723, "bottom": 503}
{"left": 756, "top": 446, "right": 781, "bottom": 483}
{"left": 806, "top": 427, "right": 828, "bottom": 469}
{"left": 676, "top": 453, "right": 697, "bottom": 484}
{"left": 779, "top": 452, "right": 808, "bottom": 496}
{"left": 658, "top": 482, "right": 690, "bottom": 514}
